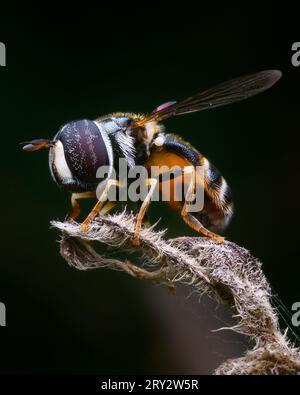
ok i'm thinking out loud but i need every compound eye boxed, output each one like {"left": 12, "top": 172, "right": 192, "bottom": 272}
{"left": 57, "top": 119, "right": 110, "bottom": 184}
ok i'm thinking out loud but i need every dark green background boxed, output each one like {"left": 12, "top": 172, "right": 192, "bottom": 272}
{"left": 0, "top": 7, "right": 299, "bottom": 374}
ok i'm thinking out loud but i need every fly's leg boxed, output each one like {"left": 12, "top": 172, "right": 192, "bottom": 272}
{"left": 99, "top": 201, "right": 118, "bottom": 216}
{"left": 68, "top": 192, "right": 96, "bottom": 221}
{"left": 181, "top": 166, "right": 225, "bottom": 243}
{"left": 132, "top": 178, "right": 157, "bottom": 246}
{"left": 81, "top": 180, "right": 119, "bottom": 232}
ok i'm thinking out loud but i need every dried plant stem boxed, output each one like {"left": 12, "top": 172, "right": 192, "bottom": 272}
{"left": 52, "top": 212, "right": 300, "bottom": 375}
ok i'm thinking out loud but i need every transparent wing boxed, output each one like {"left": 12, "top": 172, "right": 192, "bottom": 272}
{"left": 133, "top": 70, "right": 281, "bottom": 127}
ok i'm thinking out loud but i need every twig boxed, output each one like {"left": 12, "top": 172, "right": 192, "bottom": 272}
{"left": 51, "top": 211, "right": 300, "bottom": 375}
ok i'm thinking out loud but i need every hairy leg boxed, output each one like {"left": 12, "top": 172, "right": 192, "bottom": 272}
{"left": 68, "top": 192, "right": 96, "bottom": 221}
{"left": 132, "top": 178, "right": 157, "bottom": 246}
{"left": 81, "top": 180, "right": 119, "bottom": 231}
{"left": 181, "top": 167, "right": 224, "bottom": 243}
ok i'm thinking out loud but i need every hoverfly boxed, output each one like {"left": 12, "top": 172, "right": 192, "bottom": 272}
{"left": 22, "top": 70, "right": 281, "bottom": 244}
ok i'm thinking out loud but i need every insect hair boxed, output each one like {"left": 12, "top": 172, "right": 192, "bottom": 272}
{"left": 52, "top": 211, "right": 300, "bottom": 375}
